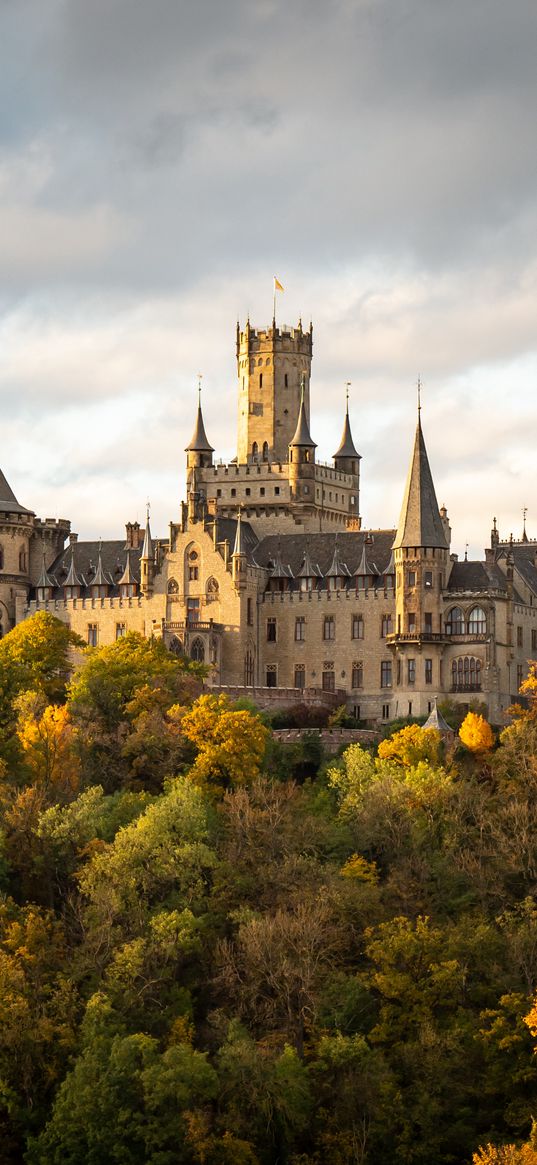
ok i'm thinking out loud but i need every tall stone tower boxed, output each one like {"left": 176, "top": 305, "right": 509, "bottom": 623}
{"left": 236, "top": 319, "right": 313, "bottom": 464}
{"left": 389, "top": 415, "right": 449, "bottom": 715}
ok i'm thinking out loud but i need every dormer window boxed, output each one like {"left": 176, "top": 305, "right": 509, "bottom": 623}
{"left": 120, "top": 582, "right": 137, "bottom": 599}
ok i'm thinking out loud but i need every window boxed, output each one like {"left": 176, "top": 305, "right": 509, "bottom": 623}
{"left": 532, "top": 629, "right": 537, "bottom": 652}
{"left": 407, "top": 570, "right": 416, "bottom": 587}
{"left": 260, "top": 487, "right": 265, "bottom": 497}
{"left": 252, "top": 442, "right": 258, "bottom": 459}
{"left": 266, "top": 664, "right": 277, "bottom": 687}
{"left": 274, "top": 486, "right": 280, "bottom": 496}
{"left": 115, "top": 623, "right": 126, "bottom": 639}
{"left": 284, "top": 373, "right": 288, "bottom": 387}
{"left": 231, "top": 488, "right": 236, "bottom": 498}
{"left": 245, "top": 488, "right": 251, "bottom": 496}
{"left": 259, "top": 373, "right": 263, "bottom": 388}
{"left": 168, "top": 578, "right": 179, "bottom": 594}
{"left": 120, "top": 583, "right": 136, "bottom": 598}
{"left": 267, "top": 617, "right": 277, "bottom": 642}
{"left": 469, "top": 607, "right": 487, "bottom": 635}
{"left": 244, "top": 651, "right": 254, "bottom": 686}
{"left": 352, "top": 614, "right": 364, "bottom": 639}
{"left": 407, "top": 658, "right": 416, "bottom": 684}
{"left": 381, "top": 660, "right": 392, "bottom": 688}
{"left": 188, "top": 566, "right": 199, "bottom": 581}
{"left": 381, "top": 614, "right": 393, "bottom": 638}
{"left": 408, "top": 612, "right": 416, "bottom": 634}
{"left": 295, "top": 616, "right": 306, "bottom": 641}
{"left": 87, "top": 624, "right": 98, "bottom": 647}
{"left": 323, "top": 616, "right": 335, "bottom": 641}
{"left": 294, "top": 664, "right": 305, "bottom": 689}
{"left": 517, "top": 664, "right": 524, "bottom": 689}
{"left": 424, "top": 571, "right": 433, "bottom": 588}
{"left": 19, "top": 549, "right": 27, "bottom": 572}
{"left": 263, "top": 442, "right": 269, "bottom": 461}
{"left": 382, "top": 703, "right": 390, "bottom": 720}
{"left": 191, "top": 637, "right": 205, "bottom": 663}
{"left": 425, "top": 658, "right": 433, "bottom": 684}
{"left": 0, "top": 546, "right": 3, "bottom": 569}
{"left": 446, "top": 607, "right": 465, "bottom": 635}
{"left": 517, "top": 625, "right": 523, "bottom": 648}
{"left": 352, "top": 661, "right": 363, "bottom": 689}
{"left": 247, "top": 597, "right": 253, "bottom": 625}
{"left": 451, "top": 656, "right": 482, "bottom": 690}
{"left": 322, "top": 663, "right": 335, "bottom": 691}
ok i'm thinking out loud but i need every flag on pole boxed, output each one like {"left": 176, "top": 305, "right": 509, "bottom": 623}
{"left": 274, "top": 276, "right": 284, "bottom": 292}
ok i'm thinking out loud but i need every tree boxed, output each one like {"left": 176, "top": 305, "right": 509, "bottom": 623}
{"left": 459, "top": 712, "right": 495, "bottom": 754}
{"left": 180, "top": 694, "right": 269, "bottom": 793}
{"left": 16, "top": 695, "right": 81, "bottom": 799}
{"left": 377, "top": 724, "right": 442, "bottom": 768}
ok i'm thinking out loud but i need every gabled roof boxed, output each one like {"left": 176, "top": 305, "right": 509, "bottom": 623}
{"left": 393, "top": 419, "right": 448, "bottom": 550}
{"left": 0, "top": 468, "right": 32, "bottom": 515}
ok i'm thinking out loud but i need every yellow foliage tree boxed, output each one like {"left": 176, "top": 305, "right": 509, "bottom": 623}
{"left": 179, "top": 693, "right": 269, "bottom": 793}
{"left": 520, "top": 662, "right": 537, "bottom": 702}
{"left": 17, "top": 694, "right": 81, "bottom": 799}
{"left": 473, "top": 1141, "right": 537, "bottom": 1163}
{"left": 377, "top": 723, "right": 442, "bottom": 768}
{"left": 459, "top": 711, "right": 495, "bottom": 754}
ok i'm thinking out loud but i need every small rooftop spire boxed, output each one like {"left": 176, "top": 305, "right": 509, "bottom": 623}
{"left": 37, "top": 549, "right": 55, "bottom": 590}
{"left": 185, "top": 378, "right": 214, "bottom": 453}
{"left": 118, "top": 548, "right": 138, "bottom": 587}
{"left": 393, "top": 412, "right": 448, "bottom": 551}
{"left": 522, "top": 506, "right": 529, "bottom": 543}
{"left": 289, "top": 374, "right": 316, "bottom": 448}
{"left": 333, "top": 381, "right": 360, "bottom": 460}
{"left": 142, "top": 502, "right": 153, "bottom": 560}
{"left": 64, "top": 544, "right": 84, "bottom": 588}
{"left": 417, "top": 374, "right": 421, "bottom": 418}
{"left": 232, "top": 508, "right": 245, "bottom": 557}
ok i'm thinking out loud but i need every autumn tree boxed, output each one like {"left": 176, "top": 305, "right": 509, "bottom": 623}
{"left": 378, "top": 723, "right": 442, "bottom": 768}
{"left": 179, "top": 693, "right": 269, "bottom": 793}
{"left": 459, "top": 711, "right": 495, "bottom": 754}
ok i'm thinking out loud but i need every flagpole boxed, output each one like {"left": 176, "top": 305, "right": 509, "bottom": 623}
{"left": 272, "top": 277, "right": 276, "bottom": 326}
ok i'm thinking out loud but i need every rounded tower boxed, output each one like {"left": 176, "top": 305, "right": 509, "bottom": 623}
{"left": 0, "top": 469, "right": 35, "bottom": 635}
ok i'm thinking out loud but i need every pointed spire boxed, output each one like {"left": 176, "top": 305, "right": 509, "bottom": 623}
{"left": 333, "top": 383, "right": 360, "bottom": 460}
{"left": 232, "top": 509, "right": 245, "bottom": 557}
{"left": 355, "top": 540, "right": 371, "bottom": 577}
{"left": 393, "top": 416, "right": 448, "bottom": 550}
{"left": 64, "top": 545, "right": 84, "bottom": 588}
{"left": 289, "top": 375, "right": 316, "bottom": 448}
{"left": 297, "top": 547, "right": 323, "bottom": 578}
{"left": 522, "top": 507, "right": 529, "bottom": 543}
{"left": 37, "top": 550, "right": 55, "bottom": 590}
{"left": 270, "top": 539, "right": 294, "bottom": 578}
{"left": 92, "top": 540, "right": 111, "bottom": 587}
{"left": 142, "top": 504, "right": 154, "bottom": 560}
{"left": 0, "top": 467, "right": 31, "bottom": 514}
{"left": 118, "top": 549, "right": 138, "bottom": 587}
{"left": 185, "top": 377, "right": 214, "bottom": 453}
{"left": 423, "top": 698, "right": 453, "bottom": 736}
{"left": 326, "top": 537, "right": 351, "bottom": 578}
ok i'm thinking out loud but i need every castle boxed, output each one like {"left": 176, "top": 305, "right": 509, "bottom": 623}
{"left": 2, "top": 315, "right": 536, "bottom": 725}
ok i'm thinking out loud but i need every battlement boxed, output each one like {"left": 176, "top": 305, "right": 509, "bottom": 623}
{"left": 237, "top": 320, "right": 313, "bottom": 355}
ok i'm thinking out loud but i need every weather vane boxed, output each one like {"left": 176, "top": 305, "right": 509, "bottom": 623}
{"left": 197, "top": 373, "right": 202, "bottom": 403}
{"left": 417, "top": 375, "right": 421, "bottom": 416}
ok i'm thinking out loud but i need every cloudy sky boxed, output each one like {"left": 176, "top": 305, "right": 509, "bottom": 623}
{"left": 1, "top": 0, "right": 536, "bottom": 556}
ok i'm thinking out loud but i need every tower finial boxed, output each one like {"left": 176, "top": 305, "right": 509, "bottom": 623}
{"left": 345, "top": 381, "right": 351, "bottom": 413}
{"left": 523, "top": 506, "right": 529, "bottom": 542}
{"left": 146, "top": 498, "right": 150, "bottom": 523}
{"left": 417, "top": 375, "right": 421, "bottom": 418}
{"left": 197, "top": 373, "right": 202, "bottom": 405}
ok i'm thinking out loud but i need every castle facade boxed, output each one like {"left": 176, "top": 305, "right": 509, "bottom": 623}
{"left": 2, "top": 315, "right": 536, "bottom": 725}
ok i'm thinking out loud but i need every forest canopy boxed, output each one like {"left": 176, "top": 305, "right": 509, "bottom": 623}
{"left": 1, "top": 614, "right": 537, "bottom": 1164}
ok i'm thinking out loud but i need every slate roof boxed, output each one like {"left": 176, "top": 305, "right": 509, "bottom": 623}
{"left": 0, "top": 468, "right": 33, "bottom": 515}
{"left": 289, "top": 393, "right": 316, "bottom": 447}
{"left": 447, "top": 560, "right": 507, "bottom": 593}
{"left": 254, "top": 530, "right": 396, "bottom": 580}
{"left": 333, "top": 409, "right": 360, "bottom": 460}
{"left": 393, "top": 420, "right": 448, "bottom": 550}
{"left": 185, "top": 403, "right": 214, "bottom": 453}
{"left": 508, "top": 544, "right": 537, "bottom": 594}
{"left": 29, "top": 540, "right": 144, "bottom": 599}
{"left": 213, "top": 516, "right": 259, "bottom": 560}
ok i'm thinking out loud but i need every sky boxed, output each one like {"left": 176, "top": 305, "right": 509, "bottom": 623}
{"left": 1, "top": 0, "right": 536, "bottom": 557}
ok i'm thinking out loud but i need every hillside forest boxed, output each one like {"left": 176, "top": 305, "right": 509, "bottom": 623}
{"left": 1, "top": 612, "right": 537, "bottom": 1164}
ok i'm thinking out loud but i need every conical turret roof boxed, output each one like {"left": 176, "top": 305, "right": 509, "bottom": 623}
{"left": 91, "top": 545, "right": 112, "bottom": 587}
{"left": 355, "top": 541, "right": 372, "bottom": 576}
{"left": 326, "top": 539, "right": 351, "bottom": 577}
{"left": 37, "top": 552, "right": 55, "bottom": 589}
{"left": 64, "top": 547, "right": 85, "bottom": 588}
{"left": 333, "top": 403, "right": 360, "bottom": 460}
{"left": 393, "top": 418, "right": 448, "bottom": 550}
{"left": 289, "top": 385, "right": 316, "bottom": 448}
{"left": 423, "top": 700, "right": 453, "bottom": 735}
{"left": 185, "top": 399, "right": 214, "bottom": 453}
{"left": 142, "top": 512, "right": 154, "bottom": 560}
{"left": 0, "top": 468, "right": 32, "bottom": 515}
{"left": 118, "top": 549, "right": 138, "bottom": 586}
{"left": 232, "top": 510, "right": 245, "bottom": 557}
{"left": 297, "top": 548, "right": 323, "bottom": 578}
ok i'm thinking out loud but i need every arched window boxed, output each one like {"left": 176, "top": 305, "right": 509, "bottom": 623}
{"left": 451, "top": 656, "right": 482, "bottom": 691}
{"left": 262, "top": 441, "right": 269, "bottom": 462}
{"left": 169, "top": 636, "right": 183, "bottom": 655}
{"left": 468, "top": 606, "right": 487, "bottom": 635}
{"left": 244, "top": 650, "right": 254, "bottom": 686}
{"left": 252, "top": 442, "right": 258, "bottom": 459}
{"left": 446, "top": 606, "right": 465, "bottom": 635}
{"left": 19, "top": 549, "right": 27, "bottom": 572}
{"left": 191, "top": 637, "right": 205, "bottom": 663}
{"left": 167, "top": 578, "right": 179, "bottom": 594}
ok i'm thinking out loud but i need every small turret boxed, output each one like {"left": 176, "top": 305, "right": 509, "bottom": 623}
{"left": 140, "top": 507, "right": 155, "bottom": 596}
{"left": 36, "top": 551, "right": 55, "bottom": 602}
{"left": 333, "top": 385, "right": 361, "bottom": 476}
{"left": 185, "top": 381, "right": 214, "bottom": 470}
{"left": 118, "top": 549, "right": 138, "bottom": 598}
{"left": 289, "top": 376, "right": 316, "bottom": 505}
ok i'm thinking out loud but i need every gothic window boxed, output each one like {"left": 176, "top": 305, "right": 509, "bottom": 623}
{"left": 191, "top": 638, "right": 205, "bottom": 663}
{"left": 169, "top": 636, "right": 183, "bottom": 655}
{"left": 266, "top": 663, "right": 277, "bottom": 687}
{"left": 244, "top": 650, "right": 255, "bottom": 686}
{"left": 294, "top": 663, "right": 305, "bottom": 688}
{"left": 19, "top": 549, "right": 27, "bottom": 572}
{"left": 263, "top": 441, "right": 269, "bottom": 461}
{"left": 352, "top": 662, "right": 363, "bottom": 689}
{"left": 252, "top": 442, "right": 258, "bottom": 459}
{"left": 446, "top": 607, "right": 465, "bottom": 635}
{"left": 516, "top": 625, "right": 523, "bottom": 648}
{"left": 451, "top": 656, "right": 482, "bottom": 690}
{"left": 468, "top": 606, "right": 487, "bottom": 635}
{"left": 167, "top": 578, "right": 179, "bottom": 594}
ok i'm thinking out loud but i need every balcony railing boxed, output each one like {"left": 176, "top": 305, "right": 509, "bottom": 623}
{"left": 387, "top": 631, "right": 445, "bottom": 644}
{"left": 164, "top": 620, "right": 222, "bottom": 633}
{"left": 450, "top": 684, "right": 482, "bottom": 693}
